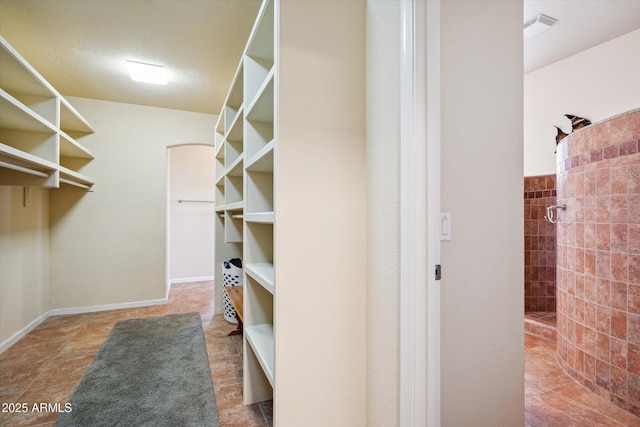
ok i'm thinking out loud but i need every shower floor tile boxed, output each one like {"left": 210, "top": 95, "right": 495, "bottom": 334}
{"left": 525, "top": 311, "right": 557, "bottom": 341}
{"left": 525, "top": 334, "right": 640, "bottom": 426}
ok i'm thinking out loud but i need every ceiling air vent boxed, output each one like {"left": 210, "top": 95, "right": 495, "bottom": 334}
{"left": 524, "top": 14, "right": 558, "bottom": 38}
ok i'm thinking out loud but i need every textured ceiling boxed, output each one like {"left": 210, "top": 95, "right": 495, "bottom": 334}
{"left": 0, "top": 0, "right": 262, "bottom": 114}
{"left": 1, "top": 0, "right": 638, "bottom": 114}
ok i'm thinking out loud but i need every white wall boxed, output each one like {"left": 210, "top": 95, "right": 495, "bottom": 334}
{"left": 524, "top": 29, "right": 640, "bottom": 176}
{"left": 168, "top": 145, "right": 216, "bottom": 283}
{"left": 0, "top": 187, "right": 50, "bottom": 346}
{"left": 366, "top": 1, "right": 401, "bottom": 426}
{"left": 440, "top": 1, "right": 524, "bottom": 426}
{"left": 49, "top": 98, "right": 215, "bottom": 309}
{"left": 276, "top": 1, "right": 366, "bottom": 425}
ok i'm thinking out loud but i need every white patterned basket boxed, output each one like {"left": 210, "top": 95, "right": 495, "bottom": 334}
{"left": 222, "top": 261, "right": 243, "bottom": 324}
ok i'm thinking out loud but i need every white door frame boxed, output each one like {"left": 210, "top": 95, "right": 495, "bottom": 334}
{"left": 399, "top": 0, "right": 441, "bottom": 426}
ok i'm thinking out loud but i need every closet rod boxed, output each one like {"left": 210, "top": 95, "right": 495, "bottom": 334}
{"left": 0, "top": 161, "right": 49, "bottom": 178}
{"left": 178, "top": 199, "right": 215, "bottom": 203}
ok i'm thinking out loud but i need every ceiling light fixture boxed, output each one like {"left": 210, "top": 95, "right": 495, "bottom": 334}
{"left": 523, "top": 14, "right": 558, "bottom": 38}
{"left": 126, "top": 60, "right": 167, "bottom": 85}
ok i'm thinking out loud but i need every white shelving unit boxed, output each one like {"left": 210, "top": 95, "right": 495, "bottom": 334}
{"left": 214, "top": 1, "right": 366, "bottom": 425}
{"left": 239, "top": 0, "right": 275, "bottom": 408}
{"left": 213, "top": 48, "right": 246, "bottom": 317}
{"left": 0, "top": 36, "right": 95, "bottom": 189}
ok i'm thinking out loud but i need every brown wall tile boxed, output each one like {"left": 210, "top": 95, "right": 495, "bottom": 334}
{"left": 556, "top": 109, "right": 640, "bottom": 414}
{"left": 524, "top": 174, "right": 557, "bottom": 312}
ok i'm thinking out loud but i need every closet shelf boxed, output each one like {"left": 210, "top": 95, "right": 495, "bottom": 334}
{"left": 215, "top": 111, "right": 225, "bottom": 134}
{"left": 223, "top": 201, "right": 245, "bottom": 211}
{"left": 225, "top": 107, "right": 244, "bottom": 141}
{"left": 59, "top": 165, "right": 94, "bottom": 188}
{"left": 245, "top": 323, "right": 275, "bottom": 387}
{"left": 60, "top": 131, "right": 94, "bottom": 159}
{"left": 245, "top": 141, "right": 274, "bottom": 172}
{"left": 244, "top": 212, "right": 274, "bottom": 224}
{"left": 1, "top": 36, "right": 95, "bottom": 190}
{"left": 59, "top": 177, "right": 91, "bottom": 190}
{"left": 0, "top": 143, "right": 57, "bottom": 171}
{"left": 223, "top": 61, "right": 244, "bottom": 120}
{"left": 226, "top": 154, "right": 244, "bottom": 177}
{"left": 0, "top": 143, "right": 58, "bottom": 187}
{"left": 215, "top": 171, "right": 225, "bottom": 186}
{"left": 60, "top": 98, "right": 94, "bottom": 133}
{"left": 215, "top": 138, "right": 225, "bottom": 158}
{"left": 245, "top": 262, "right": 274, "bottom": 294}
{"left": 0, "top": 89, "right": 57, "bottom": 133}
{"left": 245, "top": 70, "right": 274, "bottom": 123}
{"left": 0, "top": 36, "right": 57, "bottom": 100}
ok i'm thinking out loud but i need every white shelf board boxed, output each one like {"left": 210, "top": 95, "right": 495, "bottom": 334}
{"left": 59, "top": 165, "right": 94, "bottom": 188}
{"left": 244, "top": 212, "right": 274, "bottom": 224}
{"left": 60, "top": 131, "right": 94, "bottom": 159}
{"left": 59, "top": 98, "right": 94, "bottom": 133}
{"left": 59, "top": 177, "right": 91, "bottom": 190}
{"left": 245, "top": 263, "right": 275, "bottom": 294}
{"left": 245, "top": 70, "right": 274, "bottom": 123}
{"left": 215, "top": 138, "right": 225, "bottom": 158}
{"left": 0, "top": 143, "right": 57, "bottom": 172}
{"left": 226, "top": 153, "right": 244, "bottom": 177}
{"left": 245, "top": 141, "right": 274, "bottom": 172}
{"left": 224, "top": 200, "right": 245, "bottom": 211}
{"left": 215, "top": 171, "right": 225, "bottom": 186}
{"left": 0, "top": 36, "right": 58, "bottom": 99}
{"left": 245, "top": 0, "right": 275, "bottom": 64}
{"left": 0, "top": 89, "right": 56, "bottom": 133}
{"left": 225, "top": 60, "right": 245, "bottom": 110}
{"left": 226, "top": 106, "right": 244, "bottom": 141}
{"left": 245, "top": 323, "right": 275, "bottom": 387}
{"left": 215, "top": 111, "right": 225, "bottom": 134}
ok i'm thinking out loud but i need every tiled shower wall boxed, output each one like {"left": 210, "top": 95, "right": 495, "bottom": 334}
{"left": 524, "top": 174, "right": 557, "bottom": 312}
{"left": 556, "top": 108, "right": 640, "bottom": 416}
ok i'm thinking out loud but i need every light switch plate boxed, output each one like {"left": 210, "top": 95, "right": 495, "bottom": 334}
{"left": 440, "top": 212, "right": 451, "bottom": 241}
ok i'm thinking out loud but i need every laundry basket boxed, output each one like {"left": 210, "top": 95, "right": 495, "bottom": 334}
{"left": 222, "top": 258, "right": 243, "bottom": 324}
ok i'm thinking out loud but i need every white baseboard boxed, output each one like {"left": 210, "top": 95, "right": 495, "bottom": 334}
{"left": 1, "top": 298, "right": 170, "bottom": 354}
{"left": 49, "top": 298, "right": 168, "bottom": 317}
{"left": 0, "top": 311, "right": 50, "bottom": 354}
{"left": 170, "top": 276, "right": 215, "bottom": 285}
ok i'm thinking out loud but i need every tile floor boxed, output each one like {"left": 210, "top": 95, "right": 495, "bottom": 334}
{"left": 1, "top": 282, "right": 638, "bottom": 426}
{"left": 525, "top": 333, "right": 640, "bottom": 426}
{"left": 525, "top": 311, "right": 557, "bottom": 341}
{"left": 0, "top": 281, "right": 271, "bottom": 427}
